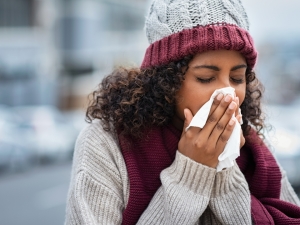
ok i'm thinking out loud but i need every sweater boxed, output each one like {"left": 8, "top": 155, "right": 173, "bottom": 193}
{"left": 65, "top": 122, "right": 300, "bottom": 224}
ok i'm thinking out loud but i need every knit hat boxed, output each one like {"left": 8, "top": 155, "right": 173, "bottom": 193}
{"left": 141, "top": 0, "right": 257, "bottom": 69}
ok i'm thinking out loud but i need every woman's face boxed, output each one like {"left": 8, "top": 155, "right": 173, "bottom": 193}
{"left": 173, "top": 50, "right": 247, "bottom": 130}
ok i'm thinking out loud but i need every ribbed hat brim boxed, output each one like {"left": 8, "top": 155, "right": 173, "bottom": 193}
{"left": 141, "top": 24, "right": 257, "bottom": 69}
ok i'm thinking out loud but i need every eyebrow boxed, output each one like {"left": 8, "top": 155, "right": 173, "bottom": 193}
{"left": 191, "top": 64, "right": 247, "bottom": 71}
{"left": 231, "top": 64, "right": 247, "bottom": 71}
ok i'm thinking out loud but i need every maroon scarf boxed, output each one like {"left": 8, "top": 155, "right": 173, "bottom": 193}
{"left": 118, "top": 125, "right": 300, "bottom": 225}
{"left": 236, "top": 130, "right": 300, "bottom": 224}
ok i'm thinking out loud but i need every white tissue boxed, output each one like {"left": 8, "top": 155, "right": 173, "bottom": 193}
{"left": 186, "top": 87, "right": 241, "bottom": 172}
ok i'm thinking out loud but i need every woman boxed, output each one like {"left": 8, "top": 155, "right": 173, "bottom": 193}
{"left": 65, "top": 0, "right": 300, "bottom": 224}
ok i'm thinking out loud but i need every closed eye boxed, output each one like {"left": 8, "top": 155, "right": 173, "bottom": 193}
{"left": 231, "top": 77, "right": 244, "bottom": 84}
{"left": 196, "top": 77, "right": 215, "bottom": 83}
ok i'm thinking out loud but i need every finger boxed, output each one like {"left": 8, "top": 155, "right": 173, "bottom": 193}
{"left": 207, "top": 101, "right": 237, "bottom": 148}
{"left": 236, "top": 114, "right": 242, "bottom": 124}
{"left": 201, "top": 94, "right": 233, "bottom": 138}
{"left": 215, "top": 117, "right": 236, "bottom": 153}
{"left": 182, "top": 108, "right": 199, "bottom": 136}
{"left": 208, "top": 93, "right": 224, "bottom": 117}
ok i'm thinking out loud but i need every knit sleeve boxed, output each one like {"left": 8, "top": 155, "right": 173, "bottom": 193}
{"left": 279, "top": 167, "right": 300, "bottom": 206}
{"left": 65, "top": 123, "right": 129, "bottom": 225}
{"left": 137, "top": 151, "right": 216, "bottom": 224}
{"left": 208, "top": 162, "right": 252, "bottom": 224}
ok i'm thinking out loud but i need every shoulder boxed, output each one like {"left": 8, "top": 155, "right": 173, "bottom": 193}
{"left": 66, "top": 122, "right": 130, "bottom": 215}
{"left": 76, "top": 120, "right": 118, "bottom": 151}
{"left": 72, "top": 121, "right": 128, "bottom": 185}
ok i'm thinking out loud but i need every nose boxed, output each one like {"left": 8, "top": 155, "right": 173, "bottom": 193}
{"left": 218, "top": 76, "right": 232, "bottom": 89}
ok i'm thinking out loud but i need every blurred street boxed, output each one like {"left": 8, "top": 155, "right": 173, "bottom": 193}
{"left": 0, "top": 162, "right": 72, "bottom": 225}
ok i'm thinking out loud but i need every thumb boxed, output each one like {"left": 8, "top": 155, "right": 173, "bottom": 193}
{"left": 182, "top": 108, "right": 194, "bottom": 134}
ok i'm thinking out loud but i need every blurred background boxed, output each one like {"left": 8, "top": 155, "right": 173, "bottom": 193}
{"left": 0, "top": 0, "right": 299, "bottom": 224}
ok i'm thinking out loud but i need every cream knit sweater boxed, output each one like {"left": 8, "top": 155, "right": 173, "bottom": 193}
{"left": 65, "top": 122, "right": 300, "bottom": 224}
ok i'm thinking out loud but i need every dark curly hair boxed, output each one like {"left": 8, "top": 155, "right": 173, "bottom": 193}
{"left": 86, "top": 56, "right": 264, "bottom": 138}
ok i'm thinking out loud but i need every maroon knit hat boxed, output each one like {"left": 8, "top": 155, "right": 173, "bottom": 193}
{"left": 141, "top": 0, "right": 257, "bottom": 70}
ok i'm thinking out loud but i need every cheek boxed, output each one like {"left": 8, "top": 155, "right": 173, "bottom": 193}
{"left": 236, "top": 87, "right": 246, "bottom": 106}
{"left": 175, "top": 89, "right": 211, "bottom": 117}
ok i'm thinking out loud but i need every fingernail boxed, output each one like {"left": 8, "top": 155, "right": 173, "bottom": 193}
{"left": 184, "top": 109, "right": 187, "bottom": 118}
{"left": 229, "top": 102, "right": 236, "bottom": 109}
{"left": 225, "top": 95, "right": 231, "bottom": 102}
{"left": 217, "top": 93, "right": 223, "bottom": 101}
{"left": 239, "top": 115, "right": 243, "bottom": 124}
{"left": 229, "top": 119, "right": 235, "bottom": 126}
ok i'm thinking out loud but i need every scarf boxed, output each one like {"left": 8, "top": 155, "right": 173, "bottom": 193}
{"left": 236, "top": 129, "right": 300, "bottom": 224}
{"left": 118, "top": 125, "right": 300, "bottom": 225}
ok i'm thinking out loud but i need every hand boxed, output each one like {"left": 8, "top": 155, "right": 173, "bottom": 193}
{"left": 233, "top": 97, "right": 245, "bottom": 148}
{"left": 178, "top": 94, "right": 237, "bottom": 168}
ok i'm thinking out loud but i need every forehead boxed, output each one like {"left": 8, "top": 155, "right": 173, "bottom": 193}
{"left": 189, "top": 50, "right": 246, "bottom": 67}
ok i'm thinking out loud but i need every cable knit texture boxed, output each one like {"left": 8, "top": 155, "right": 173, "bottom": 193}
{"left": 145, "top": 0, "right": 249, "bottom": 44}
{"left": 65, "top": 122, "right": 300, "bottom": 225}
{"left": 141, "top": 0, "right": 257, "bottom": 69}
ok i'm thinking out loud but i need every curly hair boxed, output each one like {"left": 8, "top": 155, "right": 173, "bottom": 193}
{"left": 86, "top": 56, "right": 264, "bottom": 138}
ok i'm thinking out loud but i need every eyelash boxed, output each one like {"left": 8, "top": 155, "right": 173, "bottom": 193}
{"left": 197, "top": 77, "right": 214, "bottom": 83}
{"left": 231, "top": 78, "right": 244, "bottom": 84}
{"left": 197, "top": 77, "right": 245, "bottom": 84}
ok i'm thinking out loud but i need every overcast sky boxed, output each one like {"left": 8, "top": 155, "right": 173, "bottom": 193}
{"left": 243, "top": 0, "right": 300, "bottom": 43}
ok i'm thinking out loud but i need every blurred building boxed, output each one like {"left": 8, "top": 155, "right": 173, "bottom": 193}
{"left": 57, "top": 0, "right": 148, "bottom": 109}
{"left": 1, "top": 0, "right": 299, "bottom": 109}
{"left": 256, "top": 40, "right": 300, "bottom": 105}
{"left": 0, "top": 0, "right": 148, "bottom": 110}
{"left": 0, "top": 0, "right": 61, "bottom": 106}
